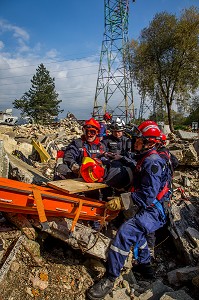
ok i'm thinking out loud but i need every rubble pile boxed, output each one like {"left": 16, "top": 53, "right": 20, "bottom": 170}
{"left": 12, "top": 116, "right": 82, "bottom": 152}
{"left": 0, "top": 121, "right": 198, "bottom": 299}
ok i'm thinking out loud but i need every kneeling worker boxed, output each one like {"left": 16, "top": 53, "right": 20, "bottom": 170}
{"left": 87, "top": 121, "right": 170, "bottom": 300}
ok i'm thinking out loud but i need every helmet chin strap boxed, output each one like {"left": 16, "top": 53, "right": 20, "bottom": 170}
{"left": 140, "top": 139, "right": 155, "bottom": 153}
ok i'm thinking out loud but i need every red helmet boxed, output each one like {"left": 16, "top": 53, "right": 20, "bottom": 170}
{"left": 103, "top": 112, "right": 112, "bottom": 121}
{"left": 136, "top": 121, "right": 161, "bottom": 143}
{"left": 160, "top": 132, "right": 167, "bottom": 145}
{"left": 138, "top": 120, "right": 158, "bottom": 131}
{"left": 83, "top": 118, "right": 100, "bottom": 132}
{"left": 80, "top": 157, "right": 105, "bottom": 183}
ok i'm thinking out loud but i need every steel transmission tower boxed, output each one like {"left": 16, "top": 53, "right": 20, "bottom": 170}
{"left": 139, "top": 92, "right": 164, "bottom": 121}
{"left": 92, "top": 0, "right": 134, "bottom": 123}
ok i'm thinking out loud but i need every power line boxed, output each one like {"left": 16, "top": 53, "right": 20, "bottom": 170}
{"left": 0, "top": 64, "right": 99, "bottom": 80}
{"left": 0, "top": 72, "right": 98, "bottom": 87}
{"left": 0, "top": 54, "right": 99, "bottom": 71}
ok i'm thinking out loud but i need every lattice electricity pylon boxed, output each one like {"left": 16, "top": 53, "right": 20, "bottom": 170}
{"left": 138, "top": 93, "right": 165, "bottom": 121}
{"left": 138, "top": 96, "right": 154, "bottom": 121}
{"left": 92, "top": 0, "right": 134, "bottom": 123}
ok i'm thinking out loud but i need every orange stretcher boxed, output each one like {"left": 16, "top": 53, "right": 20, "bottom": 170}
{"left": 0, "top": 177, "right": 118, "bottom": 232}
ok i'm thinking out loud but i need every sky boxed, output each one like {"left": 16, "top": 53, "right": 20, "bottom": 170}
{"left": 0, "top": 0, "right": 198, "bottom": 120}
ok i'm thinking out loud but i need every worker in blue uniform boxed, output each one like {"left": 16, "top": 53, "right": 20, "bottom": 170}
{"left": 87, "top": 121, "right": 170, "bottom": 300}
{"left": 101, "top": 117, "right": 131, "bottom": 157}
{"left": 53, "top": 118, "right": 106, "bottom": 180}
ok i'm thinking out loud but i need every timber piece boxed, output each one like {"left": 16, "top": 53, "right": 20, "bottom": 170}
{"left": 168, "top": 199, "right": 199, "bottom": 264}
{"left": 4, "top": 213, "right": 37, "bottom": 240}
{"left": 30, "top": 216, "right": 111, "bottom": 260}
{"left": 48, "top": 178, "right": 107, "bottom": 194}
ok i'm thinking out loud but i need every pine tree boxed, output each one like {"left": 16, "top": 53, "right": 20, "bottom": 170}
{"left": 13, "top": 63, "right": 63, "bottom": 124}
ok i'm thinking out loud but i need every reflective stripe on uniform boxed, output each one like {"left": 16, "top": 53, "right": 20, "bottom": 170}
{"left": 139, "top": 241, "right": 147, "bottom": 249}
{"left": 110, "top": 244, "right": 129, "bottom": 256}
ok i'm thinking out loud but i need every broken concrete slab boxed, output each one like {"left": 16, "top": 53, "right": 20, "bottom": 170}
{"left": 0, "top": 140, "right": 9, "bottom": 178}
{"left": 168, "top": 199, "right": 199, "bottom": 264}
{"left": 160, "top": 290, "right": 194, "bottom": 300}
{"left": 30, "top": 216, "right": 112, "bottom": 260}
{"left": 185, "top": 227, "right": 199, "bottom": 248}
{"left": 136, "top": 280, "right": 173, "bottom": 300}
{"left": 167, "top": 266, "right": 199, "bottom": 285}
{"left": 176, "top": 130, "right": 198, "bottom": 140}
{"left": 0, "top": 139, "right": 48, "bottom": 184}
{"left": 8, "top": 152, "right": 49, "bottom": 184}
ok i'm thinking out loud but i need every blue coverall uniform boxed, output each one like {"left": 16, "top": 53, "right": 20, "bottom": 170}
{"left": 54, "top": 136, "right": 106, "bottom": 180}
{"left": 102, "top": 134, "right": 131, "bottom": 156}
{"left": 107, "top": 148, "right": 169, "bottom": 279}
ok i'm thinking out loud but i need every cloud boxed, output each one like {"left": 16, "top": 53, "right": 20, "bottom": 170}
{"left": 46, "top": 49, "right": 59, "bottom": 59}
{"left": 0, "top": 41, "right": 4, "bottom": 50}
{"left": 0, "top": 19, "right": 141, "bottom": 121}
{"left": 0, "top": 19, "right": 29, "bottom": 41}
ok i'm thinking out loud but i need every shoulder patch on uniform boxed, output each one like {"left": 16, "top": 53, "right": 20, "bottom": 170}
{"left": 151, "top": 164, "right": 159, "bottom": 174}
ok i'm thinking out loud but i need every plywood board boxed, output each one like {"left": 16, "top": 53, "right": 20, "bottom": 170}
{"left": 47, "top": 178, "right": 107, "bottom": 194}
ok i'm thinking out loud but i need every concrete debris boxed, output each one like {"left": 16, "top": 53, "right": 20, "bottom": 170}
{"left": 0, "top": 119, "right": 198, "bottom": 299}
{"left": 176, "top": 129, "right": 198, "bottom": 141}
{"left": 29, "top": 216, "right": 112, "bottom": 260}
{"left": 167, "top": 266, "right": 199, "bottom": 285}
{"left": 4, "top": 213, "right": 37, "bottom": 240}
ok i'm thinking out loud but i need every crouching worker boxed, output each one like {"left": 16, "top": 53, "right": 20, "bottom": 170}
{"left": 87, "top": 122, "right": 170, "bottom": 300}
{"left": 80, "top": 153, "right": 136, "bottom": 192}
{"left": 53, "top": 118, "right": 106, "bottom": 180}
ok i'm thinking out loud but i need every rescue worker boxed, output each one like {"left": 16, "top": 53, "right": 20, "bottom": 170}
{"left": 53, "top": 118, "right": 106, "bottom": 180}
{"left": 102, "top": 117, "right": 131, "bottom": 156}
{"left": 99, "top": 112, "right": 112, "bottom": 140}
{"left": 99, "top": 117, "right": 133, "bottom": 190}
{"left": 87, "top": 122, "right": 170, "bottom": 300}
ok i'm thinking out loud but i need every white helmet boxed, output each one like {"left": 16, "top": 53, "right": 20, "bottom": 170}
{"left": 110, "top": 118, "right": 125, "bottom": 131}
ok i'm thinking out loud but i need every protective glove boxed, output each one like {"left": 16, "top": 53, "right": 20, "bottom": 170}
{"left": 105, "top": 196, "right": 123, "bottom": 211}
{"left": 71, "top": 163, "right": 80, "bottom": 174}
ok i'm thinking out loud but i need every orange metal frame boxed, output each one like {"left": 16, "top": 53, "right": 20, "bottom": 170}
{"left": 0, "top": 177, "right": 118, "bottom": 231}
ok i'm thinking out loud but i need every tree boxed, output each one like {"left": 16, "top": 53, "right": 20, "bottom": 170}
{"left": 149, "top": 109, "right": 186, "bottom": 126}
{"left": 13, "top": 63, "right": 63, "bottom": 124}
{"left": 184, "top": 95, "right": 199, "bottom": 125}
{"left": 128, "top": 7, "right": 199, "bottom": 131}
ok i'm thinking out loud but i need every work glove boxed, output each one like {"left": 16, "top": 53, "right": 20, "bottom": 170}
{"left": 105, "top": 196, "right": 123, "bottom": 211}
{"left": 71, "top": 163, "right": 80, "bottom": 174}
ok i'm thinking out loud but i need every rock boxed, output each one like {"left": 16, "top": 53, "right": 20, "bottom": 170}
{"left": 182, "top": 144, "right": 198, "bottom": 164}
{"left": 167, "top": 266, "right": 199, "bottom": 285}
{"left": 160, "top": 290, "right": 194, "bottom": 300}
{"left": 84, "top": 258, "right": 106, "bottom": 278}
{"left": 137, "top": 280, "right": 173, "bottom": 300}
{"left": 185, "top": 227, "right": 199, "bottom": 248}
{"left": 105, "top": 287, "right": 130, "bottom": 300}
{"left": 29, "top": 270, "right": 48, "bottom": 290}
{"left": 192, "top": 275, "right": 199, "bottom": 287}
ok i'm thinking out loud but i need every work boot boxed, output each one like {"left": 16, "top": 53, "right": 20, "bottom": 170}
{"left": 132, "top": 263, "right": 154, "bottom": 279}
{"left": 87, "top": 277, "right": 115, "bottom": 300}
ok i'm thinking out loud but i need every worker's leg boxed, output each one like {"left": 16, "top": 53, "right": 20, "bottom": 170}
{"left": 87, "top": 207, "right": 165, "bottom": 299}
{"left": 107, "top": 217, "right": 147, "bottom": 278}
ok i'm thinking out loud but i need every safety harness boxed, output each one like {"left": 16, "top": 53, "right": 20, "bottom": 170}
{"left": 82, "top": 142, "right": 105, "bottom": 158}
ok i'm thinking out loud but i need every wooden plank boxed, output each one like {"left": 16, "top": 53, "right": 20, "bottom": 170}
{"left": 47, "top": 178, "right": 107, "bottom": 194}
